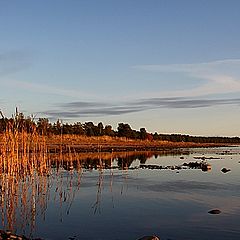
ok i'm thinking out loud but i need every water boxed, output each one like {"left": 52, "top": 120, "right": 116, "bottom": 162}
{"left": 1, "top": 147, "right": 240, "bottom": 240}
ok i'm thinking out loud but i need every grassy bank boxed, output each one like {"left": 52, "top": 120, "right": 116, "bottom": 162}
{"left": 45, "top": 134, "right": 230, "bottom": 153}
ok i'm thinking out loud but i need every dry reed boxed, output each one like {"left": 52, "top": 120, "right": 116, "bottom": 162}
{"left": 0, "top": 111, "right": 51, "bottom": 235}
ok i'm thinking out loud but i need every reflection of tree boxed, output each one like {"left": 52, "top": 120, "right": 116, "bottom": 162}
{"left": 117, "top": 156, "right": 134, "bottom": 169}
{"left": 117, "top": 153, "right": 154, "bottom": 168}
{"left": 50, "top": 151, "right": 172, "bottom": 170}
{"left": 138, "top": 154, "right": 148, "bottom": 164}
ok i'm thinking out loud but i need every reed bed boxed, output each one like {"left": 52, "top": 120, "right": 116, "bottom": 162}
{"left": 0, "top": 113, "right": 49, "bottom": 177}
{"left": 0, "top": 112, "right": 49, "bottom": 234}
{"left": 0, "top": 112, "right": 91, "bottom": 236}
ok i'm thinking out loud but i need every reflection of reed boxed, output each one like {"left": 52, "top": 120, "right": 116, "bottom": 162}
{"left": 92, "top": 168, "right": 104, "bottom": 214}
{"left": 0, "top": 173, "right": 48, "bottom": 236}
{"left": 109, "top": 157, "right": 115, "bottom": 209}
{"left": 0, "top": 164, "right": 84, "bottom": 237}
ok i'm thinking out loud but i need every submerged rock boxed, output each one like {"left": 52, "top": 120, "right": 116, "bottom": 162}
{"left": 183, "top": 161, "right": 212, "bottom": 172}
{"left": 208, "top": 209, "right": 221, "bottom": 214}
{"left": 137, "top": 236, "right": 160, "bottom": 240}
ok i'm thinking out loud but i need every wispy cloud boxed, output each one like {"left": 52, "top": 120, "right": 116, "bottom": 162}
{"left": 0, "top": 51, "right": 93, "bottom": 99}
{"left": 42, "top": 97, "right": 240, "bottom": 119}
{"left": 3, "top": 80, "right": 94, "bottom": 99}
{"left": 0, "top": 51, "right": 31, "bottom": 76}
{"left": 133, "top": 59, "right": 240, "bottom": 98}
{"left": 133, "top": 59, "right": 240, "bottom": 73}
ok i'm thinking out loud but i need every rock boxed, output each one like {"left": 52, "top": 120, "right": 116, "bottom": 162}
{"left": 208, "top": 209, "right": 221, "bottom": 214}
{"left": 221, "top": 168, "right": 231, "bottom": 173}
{"left": 137, "top": 236, "right": 160, "bottom": 240}
{"left": 201, "top": 163, "right": 212, "bottom": 172}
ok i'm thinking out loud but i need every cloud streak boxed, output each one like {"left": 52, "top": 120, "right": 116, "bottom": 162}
{"left": 42, "top": 97, "right": 240, "bottom": 119}
{"left": 133, "top": 59, "right": 240, "bottom": 73}
{"left": 0, "top": 51, "right": 93, "bottom": 99}
{"left": 133, "top": 59, "right": 240, "bottom": 98}
{"left": 3, "top": 80, "right": 94, "bottom": 99}
{"left": 0, "top": 51, "right": 31, "bottom": 76}
{"left": 3, "top": 57, "right": 240, "bottom": 102}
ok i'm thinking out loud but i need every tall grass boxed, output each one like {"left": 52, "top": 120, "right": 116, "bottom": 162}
{"left": 0, "top": 110, "right": 51, "bottom": 235}
{"left": 0, "top": 110, "right": 50, "bottom": 176}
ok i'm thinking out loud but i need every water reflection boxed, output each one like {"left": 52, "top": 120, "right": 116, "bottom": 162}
{"left": 0, "top": 148, "right": 239, "bottom": 239}
{"left": 0, "top": 173, "right": 49, "bottom": 236}
{"left": 0, "top": 150, "right": 192, "bottom": 236}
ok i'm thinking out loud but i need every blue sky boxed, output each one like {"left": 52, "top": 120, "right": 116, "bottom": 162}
{"left": 1, "top": 0, "right": 240, "bottom": 136}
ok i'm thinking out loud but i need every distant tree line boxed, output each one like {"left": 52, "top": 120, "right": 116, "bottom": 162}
{"left": 152, "top": 133, "right": 240, "bottom": 144}
{"left": 0, "top": 112, "right": 239, "bottom": 144}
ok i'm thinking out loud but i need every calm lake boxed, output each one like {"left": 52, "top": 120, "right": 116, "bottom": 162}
{"left": 1, "top": 146, "right": 240, "bottom": 240}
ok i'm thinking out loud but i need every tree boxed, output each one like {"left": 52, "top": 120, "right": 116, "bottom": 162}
{"left": 104, "top": 125, "right": 115, "bottom": 136}
{"left": 97, "top": 122, "right": 104, "bottom": 136}
{"left": 84, "top": 122, "right": 95, "bottom": 136}
{"left": 73, "top": 122, "right": 85, "bottom": 135}
{"left": 140, "top": 127, "right": 147, "bottom": 140}
{"left": 62, "top": 123, "right": 74, "bottom": 134}
{"left": 117, "top": 123, "right": 134, "bottom": 138}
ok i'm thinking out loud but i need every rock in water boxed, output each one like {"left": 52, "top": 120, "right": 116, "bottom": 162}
{"left": 208, "top": 209, "right": 221, "bottom": 214}
{"left": 221, "top": 168, "right": 231, "bottom": 173}
{"left": 137, "top": 236, "right": 160, "bottom": 240}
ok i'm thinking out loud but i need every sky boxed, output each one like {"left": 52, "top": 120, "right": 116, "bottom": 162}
{"left": 1, "top": 0, "right": 240, "bottom": 136}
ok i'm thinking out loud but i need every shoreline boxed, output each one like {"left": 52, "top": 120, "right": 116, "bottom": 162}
{"left": 46, "top": 135, "right": 234, "bottom": 153}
